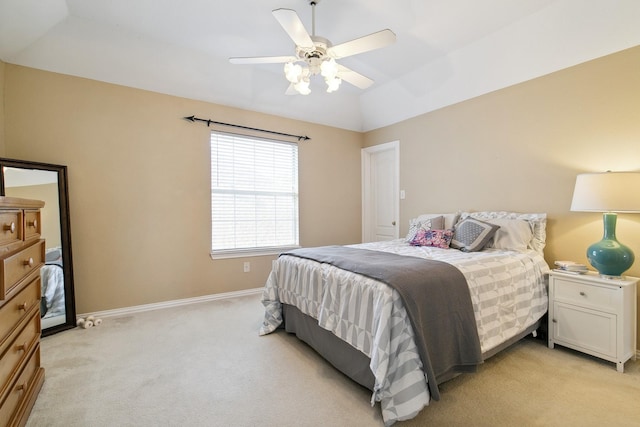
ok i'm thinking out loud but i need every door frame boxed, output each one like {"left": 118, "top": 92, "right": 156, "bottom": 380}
{"left": 361, "top": 140, "right": 400, "bottom": 242}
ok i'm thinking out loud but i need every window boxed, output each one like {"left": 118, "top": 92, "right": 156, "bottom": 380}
{"left": 210, "top": 132, "right": 299, "bottom": 258}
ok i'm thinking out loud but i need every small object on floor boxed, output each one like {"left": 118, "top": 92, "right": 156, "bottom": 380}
{"left": 76, "top": 317, "right": 99, "bottom": 329}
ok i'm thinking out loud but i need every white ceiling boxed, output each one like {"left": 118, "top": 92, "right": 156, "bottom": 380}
{"left": 1, "top": 0, "right": 639, "bottom": 132}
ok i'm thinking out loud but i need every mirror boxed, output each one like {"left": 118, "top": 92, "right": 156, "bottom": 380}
{"left": 0, "top": 158, "right": 76, "bottom": 336}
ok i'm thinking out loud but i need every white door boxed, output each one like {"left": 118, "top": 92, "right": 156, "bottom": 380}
{"left": 362, "top": 141, "right": 399, "bottom": 242}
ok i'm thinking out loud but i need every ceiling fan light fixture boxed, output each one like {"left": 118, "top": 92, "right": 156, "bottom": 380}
{"left": 284, "top": 62, "right": 303, "bottom": 83}
{"left": 230, "top": 3, "right": 395, "bottom": 95}
{"left": 325, "top": 76, "right": 341, "bottom": 93}
{"left": 320, "top": 57, "right": 338, "bottom": 79}
{"left": 294, "top": 77, "right": 311, "bottom": 95}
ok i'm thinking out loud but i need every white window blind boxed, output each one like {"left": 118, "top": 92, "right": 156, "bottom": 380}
{"left": 210, "top": 132, "right": 299, "bottom": 257}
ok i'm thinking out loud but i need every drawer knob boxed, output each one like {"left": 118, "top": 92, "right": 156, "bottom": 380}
{"left": 4, "top": 222, "right": 16, "bottom": 233}
{"left": 18, "top": 302, "right": 28, "bottom": 311}
{"left": 24, "top": 257, "right": 34, "bottom": 267}
{"left": 579, "top": 291, "right": 586, "bottom": 296}
{"left": 28, "top": 219, "right": 38, "bottom": 229}
{"left": 16, "top": 383, "right": 27, "bottom": 392}
{"left": 16, "top": 342, "right": 27, "bottom": 352}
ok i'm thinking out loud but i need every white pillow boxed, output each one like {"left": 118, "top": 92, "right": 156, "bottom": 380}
{"left": 459, "top": 211, "right": 547, "bottom": 253}
{"left": 484, "top": 218, "right": 533, "bottom": 251}
{"left": 412, "top": 212, "right": 460, "bottom": 230}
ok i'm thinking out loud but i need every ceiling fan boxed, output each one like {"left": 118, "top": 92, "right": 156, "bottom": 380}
{"left": 229, "top": 0, "right": 396, "bottom": 95}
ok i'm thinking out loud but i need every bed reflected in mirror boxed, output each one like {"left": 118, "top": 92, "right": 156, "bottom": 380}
{"left": 0, "top": 158, "right": 76, "bottom": 336}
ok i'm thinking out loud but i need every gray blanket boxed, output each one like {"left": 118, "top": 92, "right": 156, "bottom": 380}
{"left": 283, "top": 245, "right": 483, "bottom": 400}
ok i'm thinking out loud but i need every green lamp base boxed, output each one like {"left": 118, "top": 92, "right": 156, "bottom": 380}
{"left": 587, "top": 213, "right": 635, "bottom": 277}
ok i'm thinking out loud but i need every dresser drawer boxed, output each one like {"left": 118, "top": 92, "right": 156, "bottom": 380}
{"left": 0, "top": 345, "right": 41, "bottom": 427}
{"left": 0, "top": 240, "right": 44, "bottom": 299}
{"left": 553, "top": 277, "right": 618, "bottom": 312}
{"left": 24, "top": 211, "right": 41, "bottom": 241}
{"left": 0, "top": 277, "right": 40, "bottom": 356}
{"left": 0, "top": 211, "right": 23, "bottom": 249}
{"left": 0, "top": 313, "right": 40, "bottom": 403}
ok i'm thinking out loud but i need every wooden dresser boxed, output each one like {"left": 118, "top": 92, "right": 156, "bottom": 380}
{"left": 0, "top": 197, "right": 45, "bottom": 427}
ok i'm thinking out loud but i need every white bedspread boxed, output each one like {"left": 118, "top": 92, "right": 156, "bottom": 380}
{"left": 41, "top": 264, "right": 66, "bottom": 318}
{"left": 260, "top": 240, "right": 550, "bottom": 426}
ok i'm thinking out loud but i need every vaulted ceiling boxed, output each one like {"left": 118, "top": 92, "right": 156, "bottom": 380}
{"left": 1, "top": 0, "right": 639, "bottom": 131}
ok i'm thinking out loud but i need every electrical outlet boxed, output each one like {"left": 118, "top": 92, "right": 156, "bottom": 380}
{"left": 243, "top": 262, "right": 250, "bottom": 273}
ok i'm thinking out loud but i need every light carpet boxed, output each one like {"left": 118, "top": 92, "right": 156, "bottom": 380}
{"left": 26, "top": 293, "right": 640, "bottom": 427}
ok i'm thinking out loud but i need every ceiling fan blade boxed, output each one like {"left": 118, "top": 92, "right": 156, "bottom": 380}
{"left": 337, "top": 64, "right": 374, "bottom": 90}
{"left": 285, "top": 84, "right": 298, "bottom": 96}
{"left": 229, "top": 55, "right": 297, "bottom": 65}
{"left": 272, "top": 8, "right": 314, "bottom": 49}
{"left": 328, "top": 29, "right": 396, "bottom": 59}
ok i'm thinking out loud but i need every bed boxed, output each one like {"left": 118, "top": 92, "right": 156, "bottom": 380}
{"left": 260, "top": 211, "right": 550, "bottom": 426}
{"left": 40, "top": 246, "right": 66, "bottom": 322}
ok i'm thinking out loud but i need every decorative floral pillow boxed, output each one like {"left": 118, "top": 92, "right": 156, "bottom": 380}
{"left": 409, "top": 228, "right": 454, "bottom": 249}
{"left": 405, "top": 215, "right": 445, "bottom": 242}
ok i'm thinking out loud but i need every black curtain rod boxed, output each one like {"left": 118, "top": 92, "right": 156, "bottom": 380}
{"left": 183, "top": 115, "right": 311, "bottom": 142}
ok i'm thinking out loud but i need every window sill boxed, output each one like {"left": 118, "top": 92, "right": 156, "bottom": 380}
{"left": 210, "top": 246, "right": 301, "bottom": 260}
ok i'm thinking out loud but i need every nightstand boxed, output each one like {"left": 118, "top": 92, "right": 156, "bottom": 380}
{"left": 548, "top": 270, "right": 638, "bottom": 372}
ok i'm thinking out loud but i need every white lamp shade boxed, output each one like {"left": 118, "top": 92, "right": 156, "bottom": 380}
{"left": 571, "top": 172, "right": 640, "bottom": 213}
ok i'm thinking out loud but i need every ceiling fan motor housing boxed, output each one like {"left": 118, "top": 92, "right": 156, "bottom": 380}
{"left": 297, "top": 36, "right": 332, "bottom": 74}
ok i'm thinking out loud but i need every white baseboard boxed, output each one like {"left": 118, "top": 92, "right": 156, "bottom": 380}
{"left": 77, "top": 287, "right": 263, "bottom": 320}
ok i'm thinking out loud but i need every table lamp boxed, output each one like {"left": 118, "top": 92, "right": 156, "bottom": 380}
{"left": 570, "top": 171, "right": 640, "bottom": 278}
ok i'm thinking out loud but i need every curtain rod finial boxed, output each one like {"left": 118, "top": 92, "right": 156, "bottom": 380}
{"left": 184, "top": 115, "right": 196, "bottom": 122}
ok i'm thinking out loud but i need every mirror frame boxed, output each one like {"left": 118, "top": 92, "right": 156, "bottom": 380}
{"left": 0, "top": 158, "right": 76, "bottom": 336}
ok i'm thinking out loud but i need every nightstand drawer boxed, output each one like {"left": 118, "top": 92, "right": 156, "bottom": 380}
{"left": 553, "top": 277, "right": 618, "bottom": 312}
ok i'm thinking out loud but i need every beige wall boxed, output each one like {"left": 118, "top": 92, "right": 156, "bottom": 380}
{"left": 0, "top": 59, "right": 5, "bottom": 155}
{"left": 4, "top": 65, "right": 363, "bottom": 313}
{"left": 364, "top": 45, "right": 640, "bottom": 344}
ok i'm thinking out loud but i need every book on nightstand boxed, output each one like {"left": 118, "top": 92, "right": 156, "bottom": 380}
{"left": 554, "top": 260, "right": 588, "bottom": 274}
